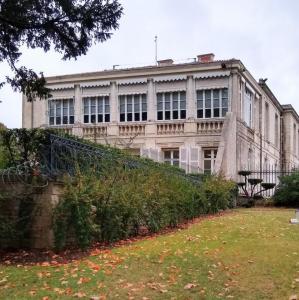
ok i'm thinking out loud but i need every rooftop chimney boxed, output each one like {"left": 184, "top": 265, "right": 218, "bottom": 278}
{"left": 157, "top": 59, "right": 174, "bottom": 66}
{"left": 197, "top": 53, "right": 215, "bottom": 63}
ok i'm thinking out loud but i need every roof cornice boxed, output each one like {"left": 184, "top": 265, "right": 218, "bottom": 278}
{"left": 45, "top": 59, "right": 241, "bottom": 84}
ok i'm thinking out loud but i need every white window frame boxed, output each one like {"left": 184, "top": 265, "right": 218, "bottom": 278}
{"left": 119, "top": 94, "right": 147, "bottom": 122}
{"left": 203, "top": 148, "right": 218, "bottom": 174}
{"left": 197, "top": 88, "right": 228, "bottom": 119}
{"left": 163, "top": 149, "right": 180, "bottom": 166}
{"left": 243, "top": 87, "right": 253, "bottom": 127}
{"left": 83, "top": 95, "right": 110, "bottom": 124}
{"left": 157, "top": 91, "right": 186, "bottom": 121}
{"left": 48, "top": 98, "right": 74, "bottom": 126}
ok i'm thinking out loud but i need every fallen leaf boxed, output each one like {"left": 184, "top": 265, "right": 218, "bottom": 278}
{"left": 184, "top": 283, "right": 197, "bottom": 289}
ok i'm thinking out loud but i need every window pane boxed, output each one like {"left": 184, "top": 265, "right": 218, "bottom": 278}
{"left": 222, "top": 98, "right": 228, "bottom": 108}
{"left": 180, "top": 110, "right": 186, "bottom": 119}
{"left": 69, "top": 100, "right": 74, "bottom": 116}
{"left": 49, "top": 117, "right": 54, "bottom": 125}
{"left": 213, "top": 89, "right": 220, "bottom": 100}
{"left": 205, "top": 90, "right": 211, "bottom": 101}
{"left": 134, "top": 113, "right": 140, "bottom": 121}
{"left": 127, "top": 113, "right": 132, "bottom": 121}
{"left": 165, "top": 111, "right": 171, "bottom": 120}
{"left": 91, "top": 115, "right": 96, "bottom": 123}
{"left": 98, "top": 98, "right": 103, "bottom": 114}
{"left": 204, "top": 150, "right": 211, "bottom": 158}
{"left": 157, "top": 111, "right": 163, "bottom": 120}
{"left": 197, "top": 110, "right": 203, "bottom": 118}
{"left": 180, "top": 99, "right": 186, "bottom": 110}
{"left": 173, "top": 150, "right": 179, "bottom": 159}
{"left": 134, "top": 96, "right": 140, "bottom": 112}
{"left": 205, "top": 109, "right": 211, "bottom": 118}
{"left": 165, "top": 93, "right": 171, "bottom": 110}
{"left": 222, "top": 88, "right": 228, "bottom": 98}
{"left": 214, "top": 108, "right": 220, "bottom": 117}
{"left": 98, "top": 114, "right": 103, "bottom": 123}
{"left": 105, "top": 114, "right": 110, "bottom": 122}
{"left": 127, "top": 97, "right": 132, "bottom": 113}
{"left": 84, "top": 115, "right": 89, "bottom": 123}
{"left": 197, "top": 90, "right": 203, "bottom": 101}
{"left": 173, "top": 111, "right": 178, "bottom": 119}
{"left": 120, "top": 113, "right": 125, "bottom": 122}
{"left": 197, "top": 100, "right": 203, "bottom": 109}
{"left": 173, "top": 100, "right": 178, "bottom": 109}
{"left": 205, "top": 98, "right": 211, "bottom": 108}
{"left": 180, "top": 91, "right": 186, "bottom": 101}
{"left": 69, "top": 116, "right": 74, "bottom": 124}
{"left": 204, "top": 160, "right": 211, "bottom": 174}
{"left": 164, "top": 151, "right": 171, "bottom": 159}
{"left": 214, "top": 98, "right": 220, "bottom": 108}
{"left": 142, "top": 112, "right": 147, "bottom": 121}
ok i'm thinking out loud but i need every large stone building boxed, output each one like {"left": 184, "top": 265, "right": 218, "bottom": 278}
{"left": 22, "top": 53, "right": 299, "bottom": 179}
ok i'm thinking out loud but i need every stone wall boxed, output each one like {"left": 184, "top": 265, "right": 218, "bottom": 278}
{"left": 0, "top": 181, "right": 63, "bottom": 249}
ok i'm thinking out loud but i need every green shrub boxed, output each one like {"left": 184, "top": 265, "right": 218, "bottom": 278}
{"left": 273, "top": 173, "right": 299, "bottom": 207}
{"left": 200, "top": 176, "right": 237, "bottom": 213}
{"left": 53, "top": 167, "right": 235, "bottom": 249}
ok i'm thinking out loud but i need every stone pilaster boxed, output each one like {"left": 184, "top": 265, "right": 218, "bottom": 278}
{"left": 110, "top": 81, "right": 118, "bottom": 123}
{"left": 186, "top": 75, "right": 196, "bottom": 120}
{"left": 147, "top": 79, "right": 155, "bottom": 122}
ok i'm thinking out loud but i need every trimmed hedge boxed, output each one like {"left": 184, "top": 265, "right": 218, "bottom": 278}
{"left": 53, "top": 168, "right": 237, "bottom": 250}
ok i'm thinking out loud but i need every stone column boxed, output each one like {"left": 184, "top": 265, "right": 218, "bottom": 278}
{"left": 186, "top": 75, "right": 196, "bottom": 120}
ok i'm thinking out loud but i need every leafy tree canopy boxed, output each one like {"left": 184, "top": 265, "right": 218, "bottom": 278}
{"left": 0, "top": 0, "right": 123, "bottom": 101}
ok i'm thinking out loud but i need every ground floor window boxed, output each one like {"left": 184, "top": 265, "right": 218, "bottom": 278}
{"left": 203, "top": 149, "right": 217, "bottom": 174}
{"left": 163, "top": 149, "right": 179, "bottom": 166}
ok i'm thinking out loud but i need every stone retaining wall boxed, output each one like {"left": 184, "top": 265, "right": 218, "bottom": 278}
{"left": 0, "top": 181, "right": 63, "bottom": 249}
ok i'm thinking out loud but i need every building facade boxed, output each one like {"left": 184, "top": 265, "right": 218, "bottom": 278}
{"left": 22, "top": 53, "right": 299, "bottom": 179}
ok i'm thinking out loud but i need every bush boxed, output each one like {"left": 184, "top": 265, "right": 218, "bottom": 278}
{"left": 200, "top": 176, "right": 237, "bottom": 213}
{"left": 273, "top": 173, "right": 299, "bottom": 207}
{"left": 53, "top": 167, "right": 235, "bottom": 249}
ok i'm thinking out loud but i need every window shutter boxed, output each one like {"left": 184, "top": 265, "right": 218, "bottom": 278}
{"left": 189, "top": 147, "right": 200, "bottom": 174}
{"left": 150, "top": 148, "right": 159, "bottom": 162}
{"left": 158, "top": 150, "right": 164, "bottom": 162}
{"left": 180, "top": 146, "right": 188, "bottom": 173}
{"left": 141, "top": 148, "right": 150, "bottom": 158}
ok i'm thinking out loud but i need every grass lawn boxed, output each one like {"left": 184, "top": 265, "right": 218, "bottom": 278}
{"left": 0, "top": 208, "right": 299, "bottom": 299}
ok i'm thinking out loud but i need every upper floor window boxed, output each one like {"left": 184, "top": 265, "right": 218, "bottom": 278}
{"left": 197, "top": 88, "right": 228, "bottom": 119}
{"left": 243, "top": 87, "right": 252, "bottom": 127}
{"left": 49, "top": 98, "right": 74, "bottom": 126}
{"left": 119, "top": 94, "right": 147, "bottom": 122}
{"left": 157, "top": 91, "right": 186, "bottom": 121}
{"left": 83, "top": 96, "right": 110, "bottom": 124}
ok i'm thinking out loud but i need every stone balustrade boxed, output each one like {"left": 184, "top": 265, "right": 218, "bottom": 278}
{"left": 82, "top": 126, "right": 108, "bottom": 138}
{"left": 197, "top": 119, "right": 224, "bottom": 134}
{"left": 157, "top": 122, "right": 185, "bottom": 135}
{"left": 119, "top": 124, "right": 146, "bottom": 136}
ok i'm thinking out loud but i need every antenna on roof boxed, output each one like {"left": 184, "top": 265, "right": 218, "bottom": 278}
{"left": 154, "top": 35, "right": 158, "bottom": 65}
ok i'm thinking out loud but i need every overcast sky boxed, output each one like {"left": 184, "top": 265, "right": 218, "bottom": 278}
{"left": 0, "top": 0, "right": 298, "bottom": 128}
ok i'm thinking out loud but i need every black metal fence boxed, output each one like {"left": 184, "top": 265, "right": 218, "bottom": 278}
{"left": 238, "top": 165, "right": 299, "bottom": 197}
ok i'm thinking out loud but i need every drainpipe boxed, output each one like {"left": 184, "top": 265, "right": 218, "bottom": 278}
{"left": 259, "top": 97, "right": 263, "bottom": 174}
